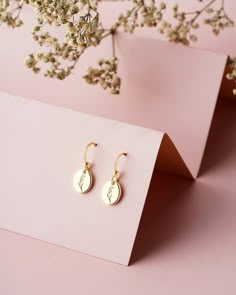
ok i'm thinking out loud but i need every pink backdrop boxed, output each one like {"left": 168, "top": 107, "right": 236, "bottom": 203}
{"left": 1, "top": 0, "right": 236, "bottom": 294}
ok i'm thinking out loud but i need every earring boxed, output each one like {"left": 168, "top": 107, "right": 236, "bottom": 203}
{"left": 73, "top": 142, "right": 97, "bottom": 194}
{"left": 102, "top": 152, "right": 127, "bottom": 205}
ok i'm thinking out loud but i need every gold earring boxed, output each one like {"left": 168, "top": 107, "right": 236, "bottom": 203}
{"left": 102, "top": 152, "right": 127, "bottom": 205}
{"left": 73, "top": 142, "right": 97, "bottom": 194}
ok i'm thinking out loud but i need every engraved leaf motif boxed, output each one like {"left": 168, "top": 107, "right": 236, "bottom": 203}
{"left": 107, "top": 185, "right": 114, "bottom": 204}
{"left": 78, "top": 174, "right": 86, "bottom": 191}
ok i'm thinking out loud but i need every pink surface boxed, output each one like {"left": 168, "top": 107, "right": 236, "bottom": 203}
{"left": 1, "top": 1, "right": 236, "bottom": 292}
{"left": 1, "top": 100, "right": 236, "bottom": 294}
{"left": 0, "top": 93, "right": 164, "bottom": 265}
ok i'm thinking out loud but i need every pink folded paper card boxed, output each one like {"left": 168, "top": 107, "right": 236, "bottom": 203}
{"left": 0, "top": 93, "right": 188, "bottom": 265}
{"left": 0, "top": 21, "right": 228, "bottom": 265}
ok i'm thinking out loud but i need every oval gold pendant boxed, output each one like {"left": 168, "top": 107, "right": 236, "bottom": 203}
{"left": 73, "top": 169, "right": 93, "bottom": 194}
{"left": 102, "top": 181, "right": 122, "bottom": 205}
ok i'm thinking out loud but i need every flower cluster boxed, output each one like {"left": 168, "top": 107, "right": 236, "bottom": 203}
{"left": 226, "top": 57, "right": 236, "bottom": 95}
{"left": 159, "top": 1, "right": 234, "bottom": 45}
{"left": 25, "top": 0, "right": 105, "bottom": 82}
{"left": 83, "top": 58, "right": 121, "bottom": 94}
{"left": 2, "top": 0, "right": 236, "bottom": 95}
{"left": 25, "top": 31, "right": 83, "bottom": 79}
{"left": 158, "top": 3, "right": 200, "bottom": 45}
{"left": 0, "top": 0, "right": 23, "bottom": 28}
{"left": 204, "top": 4, "right": 234, "bottom": 36}
{"left": 118, "top": 0, "right": 166, "bottom": 33}
{"left": 25, "top": 0, "right": 98, "bottom": 26}
{"left": 66, "top": 13, "right": 104, "bottom": 48}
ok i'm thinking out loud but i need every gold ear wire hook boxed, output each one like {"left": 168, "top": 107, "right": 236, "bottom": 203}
{"left": 83, "top": 142, "right": 97, "bottom": 169}
{"left": 112, "top": 152, "right": 127, "bottom": 183}
{"left": 114, "top": 152, "right": 127, "bottom": 173}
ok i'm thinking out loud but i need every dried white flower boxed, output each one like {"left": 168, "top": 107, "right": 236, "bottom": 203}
{"left": 1, "top": 0, "right": 235, "bottom": 95}
{"left": 227, "top": 57, "right": 236, "bottom": 96}
{"left": 84, "top": 57, "right": 121, "bottom": 94}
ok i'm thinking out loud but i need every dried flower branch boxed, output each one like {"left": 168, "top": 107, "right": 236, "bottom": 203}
{"left": 1, "top": 0, "right": 236, "bottom": 95}
{"left": 25, "top": 0, "right": 105, "bottom": 80}
{"left": 117, "top": 0, "right": 166, "bottom": 33}
{"left": 84, "top": 57, "right": 121, "bottom": 94}
{"left": 0, "top": 0, "right": 24, "bottom": 28}
{"left": 204, "top": 0, "right": 234, "bottom": 35}
{"left": 158, "top": 0, "right": 234, "bottom": 45}
{"left": 84, "top": 32, "right": 121, "bottom": 94}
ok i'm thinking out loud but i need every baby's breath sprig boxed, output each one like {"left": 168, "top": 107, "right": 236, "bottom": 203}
{"left": 2, "top": 0, "right": 236, "bottom": 95}
{"left": 25, "top": 0, "right": 96, "bottom": 26}
{"left": 158, "top": 2, "right": 202, "bottom": 45}
{"left": 226, "top": 57, "right": 236, "bottom": 95}
{"left": 83, "top": 57, "right": 121, "bottom": 94}
{"left": 84, "top": 32, "right": 121, "bottom": 94}
{"left": 118, "top": 0, "right": 166, "bottom": 33}
{"left": 25, "top": 0, "right": 105, "bottom": 81}
{"left": 25, "top": 33, "right": 84, "bottom": 79}
{"left": 159, "top": 0, "right": 234, "bottom": 45}
{"left": 204, "top": 0, "right": 234, "bottom": 36}
{"left": 0, "top": 0, "right": 24, "bottom": 28}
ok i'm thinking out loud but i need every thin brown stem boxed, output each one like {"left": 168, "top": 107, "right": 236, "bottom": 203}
{"left": 221, "top": 0, "right": 225, "bottom": 9}
{"left": 16, "top": 4, "right": 24, "bottom": 18}
{"left": 100, "top": 30, "right": 113, "bottom": 40}
{"left": 190, "top": 0, "right": 217, "bottom": 23}
{"left": 111, "top": 32, "right": 116, "bottom": 58}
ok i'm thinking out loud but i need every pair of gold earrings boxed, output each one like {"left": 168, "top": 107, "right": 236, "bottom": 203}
{"left": 73, "top": 142, "right": 127, "bottom": 205}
